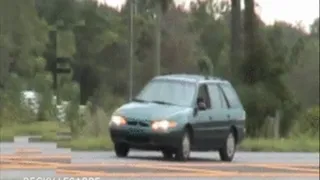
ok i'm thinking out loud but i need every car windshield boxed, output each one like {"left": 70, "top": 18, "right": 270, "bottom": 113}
{"left": 135, "top": 79, "right": 196, "bottom": 107}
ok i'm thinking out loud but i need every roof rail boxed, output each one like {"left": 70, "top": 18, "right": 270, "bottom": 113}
{"left": 204, "top": 75, "right": 223, "bottom": 80}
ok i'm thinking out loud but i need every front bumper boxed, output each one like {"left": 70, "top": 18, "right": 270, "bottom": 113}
{"left": 109, "top": 126, "right": 182, "bottom": 150}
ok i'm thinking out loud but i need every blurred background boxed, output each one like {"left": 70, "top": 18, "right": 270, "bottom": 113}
{"left": 0, "top": 0, "right": 318, "bottom": 150}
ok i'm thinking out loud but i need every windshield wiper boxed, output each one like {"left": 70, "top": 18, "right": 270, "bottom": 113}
{"left": 132, "top": 98, "right": 147, "bottom": 102}
{"left": 150, "top": 100, "right": 174, "bottom": 105}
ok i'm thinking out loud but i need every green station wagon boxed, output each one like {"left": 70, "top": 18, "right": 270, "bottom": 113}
{"left": 109, "top": 74, "right": 246, "bottom": 162}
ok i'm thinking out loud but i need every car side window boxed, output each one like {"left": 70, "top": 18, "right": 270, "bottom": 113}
{"left": 207, "top": 83, "right": 223, "bottom": 109}
{"left": 218, "top": 86, "right": 228, "bottom": 108}
{"left": 197, "top": 84, "right": 211, "bottom": 109}
{"left": 220, "top": 83, "right": 241, "bottom": 108}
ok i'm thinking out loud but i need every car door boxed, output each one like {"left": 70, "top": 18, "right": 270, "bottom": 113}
{"left": 192, "top": 83, "right": 213, "bottom": 149}
{"left": 219, "top": 83, "right": 246, "bottom": 140}
{"left": 207, "top": 83, "right": 230, "bottom": 148}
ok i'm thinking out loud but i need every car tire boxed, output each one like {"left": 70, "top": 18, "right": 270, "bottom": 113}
{"left": 175, "top": 131, "right": 191, "bottom": 161}
{"left": 219, "top": 130, "right": 236, "bottom": 162}
{"left": 114, "top": 143, "right": 129, "bottom": 157}
{"left": 162, "top": 150, "right": 174, "bottom": 160}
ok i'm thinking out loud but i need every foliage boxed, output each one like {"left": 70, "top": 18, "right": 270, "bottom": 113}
{"left": 64, "top": 82, "right": 84, "bottom": 138}
{"left": 290, "top": 106, "right": 320, "bottom": 138}
{"left": 310, "top": 17, "right": 319, "bottom": 37}
{"left": 0, "top": 74, "right": 36, "bottom": 127}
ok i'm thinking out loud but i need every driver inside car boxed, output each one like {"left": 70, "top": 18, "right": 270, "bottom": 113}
{"left": 197, "top": 97, "right": 207, "bottom": 109}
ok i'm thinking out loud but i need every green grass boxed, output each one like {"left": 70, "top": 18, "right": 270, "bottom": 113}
{"left": 55, "top": 136, "right": 319, "bottom": 152}
{"left": 57, "top": 136, "right": 113, "bottom": 151}
{"left": 1, "top": 121, "right": 318, "bottom": 152}
{"left": 0, "top": 121, "right": 69, "bottom": 142}
{"left": 39, "top": 131, "right": 60, "bottom": 141}
{"left": 240, "top": 138, "right": 319, "bottom": 152}
{"left": 0, "top": 130, "right": 15, "bottom": 142}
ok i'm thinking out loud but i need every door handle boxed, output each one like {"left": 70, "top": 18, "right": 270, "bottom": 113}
{"left": 227, "top": 114, "right": 230, "bottom": 119}
{"left": 209, "top": 116, "right": 213, "bottom": 120}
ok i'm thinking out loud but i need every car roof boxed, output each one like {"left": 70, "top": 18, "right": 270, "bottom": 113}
{"left": 152, "top": 74, "right": 230, "bottom": 84}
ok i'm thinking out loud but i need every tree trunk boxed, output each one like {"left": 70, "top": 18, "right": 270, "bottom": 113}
{"left": 244, "top": 0, "right": 256, "bottom": 49}
{"left": 230, "top": 0, "right": 242, "bottom": 81}
{"left": 244, "top": 0, "right": 256, "bottom": 84}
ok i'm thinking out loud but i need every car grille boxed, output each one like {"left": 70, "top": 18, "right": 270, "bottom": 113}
{"left": 126, "top": 118, "right": 150, "bottom": 127}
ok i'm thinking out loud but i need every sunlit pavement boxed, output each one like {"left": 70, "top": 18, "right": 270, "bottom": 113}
{"left": 0, "top": 136, "right": 319, "bottom": 180}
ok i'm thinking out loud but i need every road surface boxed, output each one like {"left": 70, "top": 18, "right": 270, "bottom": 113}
{"left": 0, "top": 136, "right": 319, "bottom": 180}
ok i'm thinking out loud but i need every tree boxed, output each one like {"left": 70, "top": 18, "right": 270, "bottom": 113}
{"left": 310, "top": 17, "right": 319, "bottom": 37}
{"left": 0, "top": 0, "right": 50, "bottom": 124}
{"left": 132, "top": 0, "right": 173, "bottom": 75}
{"left": 0, "top": 0, "right": 49, "bottom": 86}
{"left": 243, "top": 0, "right": 258, "bottom": 84}
{"left": 230, "top": 0, "right": 242, "bottom": 80}
{"left": 154, "top": 0, "right": 173, "bottom": 75}
{"left": 189, "top": 0, "right": 231, "bottom": 77}
{"left": 2, "top": 0, "right": 318, "bottom": 138}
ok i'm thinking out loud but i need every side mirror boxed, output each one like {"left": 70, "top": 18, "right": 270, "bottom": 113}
{"left": 193, "top": 108, "right": 198, "bottom": 117}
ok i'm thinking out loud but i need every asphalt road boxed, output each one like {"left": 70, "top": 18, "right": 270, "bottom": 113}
{"left": 0, "top": 136, "right": 319, "bottom": 180}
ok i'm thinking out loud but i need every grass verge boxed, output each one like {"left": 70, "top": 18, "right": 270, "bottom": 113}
{"left": 57, "top": 136, "right": 113, "bottom": 151}
{"left": 1, "top": 121, "right": 318, "bottom": 152}
{"left": 0, "top": 121, "right": 69, "bottom": 142}
{"left": 239, "top": 138, "right": 319, "bottom": 152}
{"left": 56, "top": 136, "right": 319, "bottom": 152}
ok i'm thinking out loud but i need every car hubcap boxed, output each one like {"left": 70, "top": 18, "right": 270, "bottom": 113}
{"left": 226, "top": 133, "right": 235, "bottom": 157}
{"left": 182, "top": 135, "right": 190, "bottom": 158}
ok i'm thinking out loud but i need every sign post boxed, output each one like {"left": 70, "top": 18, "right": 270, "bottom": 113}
{"left": 53, "top": 57, "right": 72, "bottom": 105}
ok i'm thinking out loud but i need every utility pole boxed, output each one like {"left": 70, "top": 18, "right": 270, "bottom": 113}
{"left": 155, "top": 2, "right": 161, "bottom": 76}
{"left": 49, "top": 30, "right": 59, "bottom": 104}
{"left": 50, "top": 29, "right": 72, "bottom": 105}
{"left": 128, "top": 0, "right": 134, "bottom": 101}
{"left": 50, "top": 20, "right": 84, "bottom": 105}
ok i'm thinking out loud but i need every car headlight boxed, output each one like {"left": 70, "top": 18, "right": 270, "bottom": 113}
{"left": 109, "top": 115, "right": 127, "bottom": 126}
{"left": 151, "top": 120, "right": 177, "bottom": 131}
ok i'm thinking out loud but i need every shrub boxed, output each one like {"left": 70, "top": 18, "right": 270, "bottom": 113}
{"left": 290, "top": 106, "right": 319, "bottom": 138}
{"left": 236, "top": 83, "right": 281, "bottom": 137}
{"left": 0, "top": 75, "right": 36, "bottom": 126}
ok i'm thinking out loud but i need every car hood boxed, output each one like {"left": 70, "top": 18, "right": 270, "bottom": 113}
{"left": 114, "top": 102, "right": 190, "bottom": 120}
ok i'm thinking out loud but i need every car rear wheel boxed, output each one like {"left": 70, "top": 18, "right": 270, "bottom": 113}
{"left": 114, "top": 143, "right": 129, "bottom": 157}
{"left": 175, "top": 131, "right": 191, "bottom": 161}
{"left": 219, "top": 131, "right": 236, "bottom": 162}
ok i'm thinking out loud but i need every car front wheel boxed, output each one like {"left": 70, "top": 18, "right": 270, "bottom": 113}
{"left": 114, "top": 143, "right": 129, "bottom": 157}
{"left": 175, "top": 131, "right": 191, "bottom": 161}
{"left": 219, "top": 131, "right": 236, "bottom": 162}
